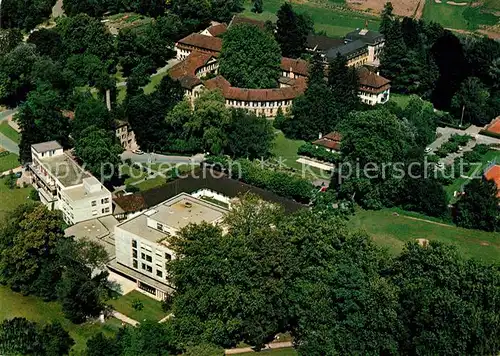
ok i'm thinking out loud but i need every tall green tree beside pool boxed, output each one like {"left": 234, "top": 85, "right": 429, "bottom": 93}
{"left": 219, "top": 23, "right": 281, "bottom": 89}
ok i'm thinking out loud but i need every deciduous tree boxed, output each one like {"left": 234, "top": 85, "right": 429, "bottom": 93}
{"left": 454, "top": 178, "right": 500, "bottom": 231}
{"left": 219, "top": 24, "right": 281, "bottom": 89}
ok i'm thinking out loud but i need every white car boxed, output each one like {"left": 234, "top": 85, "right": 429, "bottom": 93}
{"left": 436, "top": 162, "right": 444, "bottom": 169}
{"left": 132, "top": 149, "right": 144, "bottom": 155}
{"left": 425, "top": 147, "right": 432, "bottom": 153}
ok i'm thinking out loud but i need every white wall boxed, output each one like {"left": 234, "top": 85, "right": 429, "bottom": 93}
{"left": 191, "top": 189, "right": 232, "bottom": 208}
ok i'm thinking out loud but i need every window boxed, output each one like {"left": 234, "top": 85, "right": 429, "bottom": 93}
{"left": 91, "top": 200, "right": 96, "bottom": 207}
{"left": 141, "top": 252, "right": 146, "bottom": 259}
{"left": 165, "top": 253, "right": 172, "bottom": 261}
{"left": 132, "top": 240, "right": 137, "bottom": 248}
{"left": 133, "top": 249, "right": 137, "bottom": 258}
{"left": 92, "top": 210, "right": 97, "bottom": 216}
{"left": 156, "top": 270, "right": 163, "bottom": 278}
{"left": 102, "top": 197, "right": 109, "bottom": 204}
{"left": 102, "top": 207, "right": 110, "bottom": 214}
{"left": 133, "top": 259, "right": 138, "bottom": 268}
{"left": 146, "top": 255, "right": 152, "bottom": 262}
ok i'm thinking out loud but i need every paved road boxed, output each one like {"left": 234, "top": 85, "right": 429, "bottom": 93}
{"left": 121, "top": 151, "right": 204, "bottom": 165}
{"left": 0, "top": 109, "right": 20, "bottom": 154}
{"left": 116, "top": 58, "right": 180, "bottom": 87}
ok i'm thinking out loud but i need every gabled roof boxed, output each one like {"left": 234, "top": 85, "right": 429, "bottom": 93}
{"left": 357, "top": 66, "right": 390, "bottom": 90}
{"left": 484, "top": 117, "right": 500, "bottom": 135}
{"left": 484, "top": 165, "right": 500, "bottom": 197}
{"left": 326, "top": 39, "right": 367, "bottom": 60}
{"left": 229, "top": 15, "right": 267, "bottom": 30}
{"left": 312, "top": 132, "right": 342, "bottom": 151}
{"left": 176, "top": 33, "right": 222, "bottom": 52}
{"left": 206, "top": 23, "right": 227, "bottom": 37}
{"left": 306, "top": 34, "right": 344, "bottom": 52}
{"left": 169, "top": 51, "right": 217, "bottom": 89}
{"left": 32, "top": 141, "right": 62, "bottom": 153}
{"left": 204, "top": 76, "right": 307, "bottom": 102}
{"left": 281, "top": 57, "right": 309, "bottom": 77}
{"left": 345, "top": 28, "right": 384, "bottom": 45}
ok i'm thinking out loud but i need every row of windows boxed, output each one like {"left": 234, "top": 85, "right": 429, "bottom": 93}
{"left": 91, "top": 197, "right": 110, "bottom": 207}
{"left": 226, "top": 99, "right": 291, "bottom": 108}
{"left": 132, "top": 259, "right": 165, "bottom": 279}
{"left": 91, "top": 207, "right": 110, "bottom": 216}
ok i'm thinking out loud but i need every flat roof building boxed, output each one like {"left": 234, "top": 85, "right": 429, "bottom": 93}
{"left": 29, "top": 141, "right": 112, "bottom": 225}
{"left": 113, "top": 193, "right": 228, "bottom": 299}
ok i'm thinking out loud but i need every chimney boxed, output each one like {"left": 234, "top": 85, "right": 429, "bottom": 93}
{"left": 106, "top": 90, "right": 112, "bottom": 111}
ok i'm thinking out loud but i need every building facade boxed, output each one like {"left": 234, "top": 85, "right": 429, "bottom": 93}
{"left": 115, "top": 120, "right": 138, "bottom": 151}
{"left": 113, "top": 193, "right": 228, "bottom": 299}
{"left": 29, "top": 141, "right": 112, "bottom": 225}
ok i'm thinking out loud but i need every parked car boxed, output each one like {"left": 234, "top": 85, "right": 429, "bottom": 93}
{"left": 132, "top": 149, "right": 144, "bottom": 155}
{"left": 436, "top": 162, "right": 444, "bottom": 169}
{"left": 425, "top": 147, "right": 432, "bottom": 153}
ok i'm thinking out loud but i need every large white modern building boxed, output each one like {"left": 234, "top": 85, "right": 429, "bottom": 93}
{"left": 29, "top": 141, "right": 112, "bottom": 225}
{"left": 112, "top": 193, "right": 228, "bottom": 299}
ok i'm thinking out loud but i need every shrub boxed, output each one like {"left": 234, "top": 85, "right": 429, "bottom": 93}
{"left": 449, "top": 134, "right": 471, "bottom": 146}
{"left": 463, "top": 150, "right": 482, "bottom": 163}
{"left": 125, "top": 184, "right": 140, "bottom": 193}
{"left": 426, "top": 154, "right": 439, "bottom": 163}
{"left": 205, "top": 156, "right": 314, "bottom": 203}
{"left": 473, "top": 144, "right": 490, "bottom": 155}
{"left": 297, "top": 143, "right": 340, "bottom": 164}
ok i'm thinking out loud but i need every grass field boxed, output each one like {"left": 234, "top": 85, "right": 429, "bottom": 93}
{"left": 272, "top": 131, "right": 305, "bottom": 171}
{"left": 0, "top": 176, "right": 31, "bottom": 222}
{"left": 422, "top": 0, "right": 498, "bottom": 31}
{"left": 134, "top": 175, "right": 166, "bottom": 190}
{"left": 349, "top": 208, "right": 500, "bottom": 264}
{"left": 0, "top": 152, "right": 20, "bottom": 172}
{"left": 0, "top": 286, "right": 122, "bottom": 355}
{"left": 0, "top": 122, "right": 20, "bottom": 143}
{"left": 241, "top": 0, "right": 380, "bottom": 38}
{"left": 109, "top": 290, "right": 166, "bottom": 322}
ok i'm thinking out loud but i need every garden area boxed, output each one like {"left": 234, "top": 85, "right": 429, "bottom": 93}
{"left": 241, "top": 0, "right": 380, "bottom": 38}
{"left": 108, "top": 290, "right": 167, "bottom": 322}
{"left": 0, "top": 151, "right": 20, "bottom": 172}
{"left": 0, "top": 286, "right": 123, "bottom": 355}
{"left": 435, "top": 134, "right": 472, "bottom": 157}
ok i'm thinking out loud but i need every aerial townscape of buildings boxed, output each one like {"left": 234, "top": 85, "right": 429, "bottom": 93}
{"left": 170, "top": 15, "right": 391, "bottom": 116}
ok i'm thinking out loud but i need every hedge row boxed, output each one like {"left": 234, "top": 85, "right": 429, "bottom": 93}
{"left": 204, "top": 156, "right": 314, "bottom": 203}
{"left": 297, "top": 143, "right": 340, "bottom": 164}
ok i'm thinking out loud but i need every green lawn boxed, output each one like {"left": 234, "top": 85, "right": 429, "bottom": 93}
{"left": 108, "top": 290, "right": 166, "bottom": 322}
{"left": 0, "top": 152, "right": 20, "bottom": 172}
{"left": 0, "top": 122, "right": 20, "bottom": 143}
{"left": 349, "top": 208, "right": 500, "bottom": 264}
{"left": 422, "top": 0, "right": 498, "bottom": 31}
{"left": 0, "top": 286, "right": 122, "bottom": 355}
{"left": 239, "top": 348, "right": 297, "bottom": 356}
{"left": 0, "top": 176, "right": 31, "bottom": 222}
{"left": 134, "top": 175, "right": 167, "bottom": 191}
{"left": 120, "top": 164, "right": 148, "bottom": 185}
{"left": 241, "top": 0, "right": 380, "bottom": 38}
{"left": 272, "top": 131, "right": 305, "bottom": 171}
{"left": 144, "top": 71, "right": 169, "bottom": 94}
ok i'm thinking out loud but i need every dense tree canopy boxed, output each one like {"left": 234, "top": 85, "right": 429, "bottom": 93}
{"left": 219, "top": 24, "right": 281, "bottom": 89}
{"left": 275, "top": 2, "right": 313, "bottom": 58}
{"left": 0, "top": 318, "right": 74, "bottom": 356}
{"left": 0, "top": 0, "right": 56, "bottom": 30}
{"left": 454, "top": 178, "right": 500, "bottom": 231}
